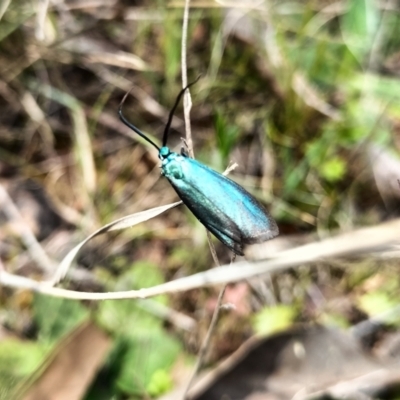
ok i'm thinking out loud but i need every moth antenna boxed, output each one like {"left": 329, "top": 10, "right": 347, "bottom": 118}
{"left": 119, "top": 89, "right": 161, "bottom": 151}
{"left": 162, "top": 75, "right": 201, "bottom": 147}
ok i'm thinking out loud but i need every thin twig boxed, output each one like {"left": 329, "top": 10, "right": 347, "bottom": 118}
{"left": 180, "top": 0, "right": 229, "bottom": 395}
{"left": 206, "top": 231, "right": 220, "bottom": 267}
{"left": 181, "top": 0, "right": 190, "bottom": 89}
{"left": 181, "top": 0, "right": 195, "bottom": 158}
{"left": 183, "top": 283, "right": 228, "bottom": 399}
{"left": 182, "top": 233, "right": 225, "bottom": 397}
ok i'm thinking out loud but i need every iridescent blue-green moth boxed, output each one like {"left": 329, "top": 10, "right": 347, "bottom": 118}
{"left": 119, "top": 81, "right": 278, "bottom": 255}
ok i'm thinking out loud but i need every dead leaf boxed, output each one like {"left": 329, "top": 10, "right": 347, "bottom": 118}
{"left": 17, "top": 321, "right": 111, "bottom": 400}
{"left": 186, "top": 325, "right": 400, "bottom": 400}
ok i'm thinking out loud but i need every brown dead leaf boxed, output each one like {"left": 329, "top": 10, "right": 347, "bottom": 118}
{"left": 17, "top": 321, "right": 111, "bottom": 400}
{"left": 186, "top": 325, "right": 400, "bottom": 400}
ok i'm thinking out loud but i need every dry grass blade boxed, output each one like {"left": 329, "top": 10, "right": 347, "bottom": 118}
{"left": 0, "top": 217, "right": 397, "bottom": 303}
{"left": 35, "top": 0, "right": 50, "bottom": 41}
{"left": 245, "top": 218, "right": 400, "bottom": 261}
{"left": 51, "top": 201, "right": 182, "bottom": 284}
{"left": 70, "top": 105, "right": 97, "bottom": 195}
{"left": 0, "top": 183, "right": 55, "bottom": 274}
{"left": 292, "top": 72, "right": 341, "bottom": 120}
{"left": 20, "top": 90, "right": 54, "bottom": 149}
{"left": 0, "top": 0, "right": 11, "bottom": 20}
{"left": 85, "top": 51, "right": 150, "bottom": 71}
{"left": 31, "top": 83, "right": 97, "bottom": 199}
{"left": 90, "top": 67, "right": 178, "bottom": 123}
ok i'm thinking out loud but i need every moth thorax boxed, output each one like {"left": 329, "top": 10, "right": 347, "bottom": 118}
{"left": 163, "top": 159, "right": 184, "bottom": 180}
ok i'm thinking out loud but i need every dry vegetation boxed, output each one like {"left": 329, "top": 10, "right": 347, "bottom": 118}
{"left": 0, "top": 1, "right": 400, "bottom": 399}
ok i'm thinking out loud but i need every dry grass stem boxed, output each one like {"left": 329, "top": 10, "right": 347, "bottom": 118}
{"left": 35, "top": 0, "right": 50, "bottom": 41}
{"left": 183, "top": 284, "right": 227, "bottom": 399}
{"left": 0, "top": 183, "right": 55, "bottom": 275}
{"left": 181, "top": 0, "right": 195, "bottom": 158}
{"left": 0, "top": 218, "right": 398, "bottom": 300}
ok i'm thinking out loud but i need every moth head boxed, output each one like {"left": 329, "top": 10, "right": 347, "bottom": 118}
{"left": 159, "top": 146, "right": 171, "bottom": 160}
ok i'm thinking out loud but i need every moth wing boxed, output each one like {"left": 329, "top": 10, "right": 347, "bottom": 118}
{"left": 187, "top": 160, "right": 278, "bottom": 242}
{"left": 167, "top": 158, "right": 278, "bottom": 253}
{"left": 171, "top": 177, "right": 244, "bottom": 253}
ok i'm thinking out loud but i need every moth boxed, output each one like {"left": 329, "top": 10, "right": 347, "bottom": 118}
{"left": 119, "top": 81, "right": 278, "bottom": 255}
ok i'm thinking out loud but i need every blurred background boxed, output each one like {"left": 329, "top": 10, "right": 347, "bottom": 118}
{"left": 0, "top": 0, "right": 400, "bottom": 399}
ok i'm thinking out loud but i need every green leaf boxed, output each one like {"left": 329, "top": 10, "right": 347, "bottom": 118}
{"left": 358, "top": 291, "right": 399, "bottom": 323}
{"left": 0, "top": 339, "right": 47, "bottom": 399}
{"left": 163, "top": 9, "right": 182, "bottom": 84}
{"left": 33, "top": 295, "right": 89, "bottom": 343}
{"left": 98, "top": 262, "right": 169, "bottom": 336}
{"left": 98, "top": 289, "right": 164, "bottom": 338}
{"left": 115, "top": 332, "right": 180, "bottom": 396}
{"left": 96, "top": 261, "right": 181, "bottom": 397}
{"left": 97, "top": 304, "right": 182, "bottom": 397}
{"left": 305, "top": 139, "right": 326, "bottom": 167}
{"left": 320, "top": 157, "right": 346, "bottom": 182}
{"left": 341, "top": 0, "right": 379, "bottom": 62}
{"left": 115, "top": 261, "right": 165, "bottom": 290}
{"left": 214, "top": 109, "right": 240, "bottom": 166}
{"left": 146, "top": 368, "right": 173, "bottom": 396}
{"left": 253, "top": 305, "right": 297, "bottom": 335}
